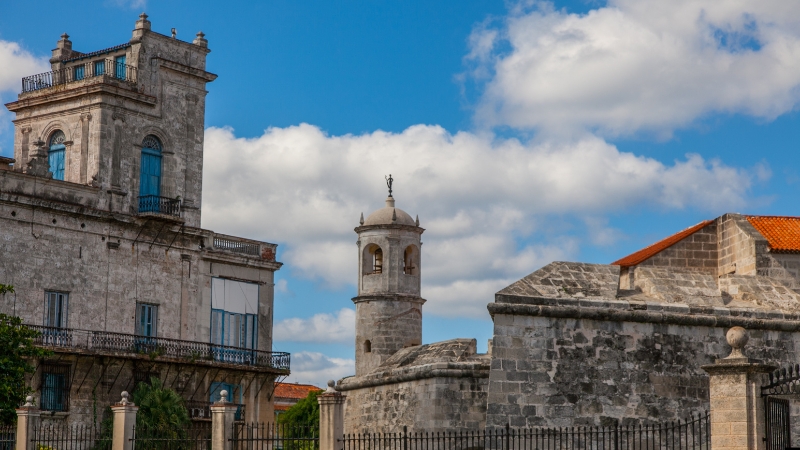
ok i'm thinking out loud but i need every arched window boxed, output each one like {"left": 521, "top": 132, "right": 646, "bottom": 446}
{"left": 139, "top": 135, "right": 163, "bottom": 208}
{"left": 403, "top": 245, "right": 419, "bottom": 276}
{"left": 362, "top": 244, "right": 383, "bottom": 275}
{"left": 364, "top": 340, "right": 372, "bottom": 353}
{"left": 48, "top": 130, "right": 66, "bottom": 181}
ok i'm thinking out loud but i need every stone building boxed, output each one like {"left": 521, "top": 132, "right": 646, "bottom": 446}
{"left": 338, "top": 206, "right": 800, "bottom": 433}
{"left": 338, "top": 193, "right": 490, "bottom": 433}
{"left": 0, "top": 14, "right": 289, "bottom": 426}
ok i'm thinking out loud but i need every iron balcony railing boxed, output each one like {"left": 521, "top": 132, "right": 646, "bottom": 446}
{"left": 28, "top": 325, "right": 291, "bottom": 371}
{"left": 138, "top": 195, "right": 181, "bottom": 217}
{"left": 21, "top": 59, "right": 137, "bottom": 93}
{"left": 187, "top": 400, "right": 245, "bottom": 421}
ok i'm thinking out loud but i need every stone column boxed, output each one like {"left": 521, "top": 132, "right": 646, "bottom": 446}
{"left": 15, "top": 396, "right": 40, "bottom": 450}
{"left": 702, "top": 327, "right": 774, "bottom": 450}
{"left": 318, "top": 381, "right": 346, "bottom": 450}
{"left": 111, "top": 391, "right": 138, "bottom": 450}
{"left": 211, "top": 390, "right": 238, "bottom": 450}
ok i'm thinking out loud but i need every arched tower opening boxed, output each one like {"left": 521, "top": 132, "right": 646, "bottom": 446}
{"left": 403, "top": 245, "right": 419, "bottom": 276}
{"left": 362, "top": 244, "right": 383, "bottom": 275}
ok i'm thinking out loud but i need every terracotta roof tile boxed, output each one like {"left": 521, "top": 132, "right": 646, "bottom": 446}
{"left": 746, "top": 216, "right": 800, "bottom": 253}
{"left": 612, "top": 220, "right": 714, "bottom": 267}
{"left": 273, "top": 382, "right": 322, "bottom": 401}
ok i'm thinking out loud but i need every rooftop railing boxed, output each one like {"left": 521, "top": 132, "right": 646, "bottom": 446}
{"left": 27, "top": 325, "right": 290, "bottom": 371}
{"left": 21, "top": 59, "right": 137, "bottom": 93}
{"left": 138, "top": 195, "right": 181, "bottom": 217}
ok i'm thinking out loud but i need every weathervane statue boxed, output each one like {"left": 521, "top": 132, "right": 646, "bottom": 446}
{"left": 386, "top": 174, "right": 393, "bottom": 198}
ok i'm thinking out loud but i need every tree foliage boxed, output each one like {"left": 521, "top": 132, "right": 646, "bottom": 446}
{"left": 0, "top": 312, "right": 52, "bottom": 425}
{"left": 277, "top": 389, "right": 321, "bottom": 450}
{"left": 133, "top": 377, "right": 190, "bottom": 433}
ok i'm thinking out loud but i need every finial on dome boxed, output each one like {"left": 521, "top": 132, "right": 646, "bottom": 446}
{"left": 385, "top": 174, "right": 393, "bottom": 198}
{"left": 359, "top": 212, "right": 364, "bottom": 226}
{"left": 392, "top": 209, "right": 397, "bottom": 223}
{"left": 415, "top": 215, "right": 419, "bottom": 227}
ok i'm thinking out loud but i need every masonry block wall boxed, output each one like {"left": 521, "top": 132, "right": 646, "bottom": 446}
{"left": 635, "top": 223, "right": 718, "bottom": 274}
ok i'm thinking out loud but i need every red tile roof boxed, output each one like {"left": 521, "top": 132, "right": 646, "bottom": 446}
{"left": 746, "top": 216, "right": 800, "bottom": 253}
{"left": 612, "top": 220, "right": 714, "bottom": 267}
{"left": 274, "top": 382, "right": 323, "bottom": 401}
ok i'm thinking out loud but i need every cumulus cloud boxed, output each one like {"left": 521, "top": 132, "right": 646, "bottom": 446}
{"left": 469, "top": 1, "right": 800, "bottom": 136}
{"left": 202, "top": 124, "right": 757, "bottom": 317}
{"left": 0, "top": 41, "right": 49, "bottom": 93}
{"left": 274, "top": 309, "right": 356, "bottom": 344}
{"left": 284, "top": 351, "right": 355, "bottom": 386}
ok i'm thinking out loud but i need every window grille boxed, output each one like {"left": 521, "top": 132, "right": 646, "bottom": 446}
{"left": 44, "top": 291, "right": 68, "bottom": 328}
{"left": 49, "top": 130, "right": 66, "bottom": 147}
{"left": 40, "top": 364, "right": 70, "bottom": 411}
{"left": 142, "top": 135, "right": 162, "bottom": 151}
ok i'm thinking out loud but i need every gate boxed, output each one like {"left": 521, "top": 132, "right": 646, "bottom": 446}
{"left": 761, "top": 365, "right": 800, "bottom": 450}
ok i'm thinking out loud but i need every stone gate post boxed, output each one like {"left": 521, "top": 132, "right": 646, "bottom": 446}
{"left": 318, "top": 380, "right": 346, "bottom": 450}
{"left": 211, "top": 390, "right": 238, "bottom": 450}
{"left": 15, "top": 396, "right": 40, "bottom": 450}
{"left": 111, "top": 391, "right": 138, "bottom": 450}
{"left": 703, "top": 327, "right": 775, "bottom": 450}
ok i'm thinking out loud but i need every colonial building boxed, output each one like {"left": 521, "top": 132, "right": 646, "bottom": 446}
{"left": 0, "top": 14, "right": 289, "bottom": 426}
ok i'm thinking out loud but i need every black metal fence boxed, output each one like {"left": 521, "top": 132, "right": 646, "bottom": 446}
{"left": 31, "top": 423, "right": 110, "bottom": 450}
{"left": 138, "top": 195, "right": 182, "bottom": 217}
{"left": 28, "top": 324, "right": 291, "bottom": 371}
{"left": 21, "top": 59, "right": 137, "bottom": 93}
{"left": 341, "top": 416, "right": 710, "bottom": 450}
{"left": 131, "top": 423, "right": 212, "bottom": 450}
{"left": 0, "top": 425, "right": 15, "bottom": 450}
{"left": 232, "top": 422, "right": 320, "bottom": 450}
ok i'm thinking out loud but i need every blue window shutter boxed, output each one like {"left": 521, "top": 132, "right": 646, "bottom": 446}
{"left": 74, "top": 65, "right": 84, "bottom": 81}
{"left": 48, "top": 145, "right": 65, "bottom": 180}
{"left": 94, "top": 60, "right": 105, "bottom": 76}
{"left": 115, "top": 55, "right": 126, "bottom": 80}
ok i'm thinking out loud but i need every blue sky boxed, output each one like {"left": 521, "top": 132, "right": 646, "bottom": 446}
{"left": 2, "top": 0, "right": 800, "bottom": 385}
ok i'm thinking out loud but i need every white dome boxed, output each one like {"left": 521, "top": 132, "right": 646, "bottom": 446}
{"left": 363, "top": 197, "right": 416, "bottom": 226}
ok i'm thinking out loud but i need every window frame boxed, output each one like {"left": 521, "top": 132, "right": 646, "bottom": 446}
{"left": 40, "top": 363, "right": 70, "bottom": 412}
{"left": 44, "top": 291, "right": 69, "bottom": 329}
{"left": 135, "top": 303, "right": 158, "bottom": 337}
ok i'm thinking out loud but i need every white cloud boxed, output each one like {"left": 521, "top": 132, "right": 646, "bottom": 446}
{"left": 274, "top": 309, "right": 356, "bottom": 344}
{"left": 0, "top": 41, "right": 49, "bottom": 93}
{"left": 202, "top": 124, "right": 757, "bottom": 318}
{"left": 469, "top": 1, "right": 800, "bottom": 136}
{"left": 284, "top": 351, "right": 355, "bottom": 387}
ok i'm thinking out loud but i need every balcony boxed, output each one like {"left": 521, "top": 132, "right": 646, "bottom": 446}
{"left": 211, "top": 233, "right": 277, "bottom": 261}
{"left": 138, "top": 195, "right": 181, "bottom": 218}
{"left": 21, "top": 59, "right": 137, "bottom": 93}
{"left": 28, "top": 325, "right": 290, "bottom": 372}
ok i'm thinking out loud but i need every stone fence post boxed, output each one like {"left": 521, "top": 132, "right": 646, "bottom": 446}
{"left": 111, "top": 391, "right": 138, "bottom": 450}
{"left": 15, "top": 396, "right": 39, "bottom": 450}
{"left": 703, "top": 327, "right": 774, "bottom": 450}
{"left": 211, "top": 390, "right": 238, "bottom": 450}
{"left": 319, "top": 380, "right": 346, "bottom": 450}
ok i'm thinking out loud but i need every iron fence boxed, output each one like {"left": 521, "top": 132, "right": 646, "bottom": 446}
{"left": 0, "top": 425, "right": 14, "bottom": 450}
{"left": 132, "top": 423, "right": 211, "bottom": 450}
{"left": 30, "top": 423, "right": 110, "bottom": 450}
{"left": 21, "top": 59, "right": 137, "bottom": 93}
{"left": 27, "top": 324, "right": 291, "bottom": 371}
{"left": 138, "top": 195, "right": 182, "bottom": 217}
{"left": 341, "top": 416, "right": 709, "bottom": 450}
{"left": 232, "top": 422, "right": 319, "bottom": 450}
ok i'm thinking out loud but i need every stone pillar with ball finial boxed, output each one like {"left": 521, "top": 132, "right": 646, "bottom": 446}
{"left": 111, "top": 391, "right": 138, "bottom": 450}
{"left": 702, "top": 327, "right": 776, "bottom": 450}
{"left": 318, "top": 380, "right": 346, "bottom": 450}
{"left": 15, "top": 395, "right": 39, "bottom": 450}
{"left": 211, "top": 389, "right": 238, "bottom": 450}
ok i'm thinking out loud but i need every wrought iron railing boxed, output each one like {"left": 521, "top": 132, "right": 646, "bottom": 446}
{"left": 0, "top": 425, "right": 15, "bottom": 450}
{"left": 187, "top": 400, "right": 246, "bottom": 421}
{"left": 30, "top": 423, "right": 110, "bottom": 450}
{"left": 132, "top": 423, "right": 211, "bottom": 450}
{"left": 27, "top": 325, "right": 291, "bottom": 371}
{"left": 232, "top": 422, "right": 319, "bottom": 450}
{"left": 21, "top": 59, "right": 137, "bottom": 93}
{"left": 214, "top": 235, "right": 261, "bottom": 256}
{"left": 341, "top": 417, "right": 710, "bottom": 450}
{"left": 138, "top": 195, "right": 181, "bottom": 217}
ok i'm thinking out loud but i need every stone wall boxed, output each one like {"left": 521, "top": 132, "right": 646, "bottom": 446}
{"left": 636, "top": 222, "right": 718, "bottom": 274}
{"left": 718, "top": 214, "right": 762, "bottom": 276}
{"left": 486, "top": 296, "right": 800, "bottom": 429}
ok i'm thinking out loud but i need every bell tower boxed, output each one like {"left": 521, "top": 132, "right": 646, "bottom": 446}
{"left": 353, "top": 177, "right": 425, "bottom": 376}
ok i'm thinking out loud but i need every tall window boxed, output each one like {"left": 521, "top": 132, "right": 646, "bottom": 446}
{"left": 44, "top": 291, "right": 68, "bottom": 328}
{"left": 136, "top": 303, "right": 158, "bottom": 337}
{"left": 94, "top": 60, "right": 106, "bottom": 76}
{"left": 73, "top": 65, "right": 84, "bottom": 81}
{"left": 48, "top": 130, "right": 66, "bottom": 181}
{"left": 115, "top": 55, "right": 126, "bottom": 80}
{"left": 139, "top": 135, "right": 163, "bottom": 212}
{"left": 41, "top": 364, "right": 70, "bottom": 411}
{"left": 211, "top": 278, "right": 258, "bottom": 351}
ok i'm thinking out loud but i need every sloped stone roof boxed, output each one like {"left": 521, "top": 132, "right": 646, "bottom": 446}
{"left": 497, "top": 262, "right": 619, "bottom": 299}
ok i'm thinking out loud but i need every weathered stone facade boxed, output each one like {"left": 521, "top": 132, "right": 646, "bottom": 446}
{"left": 1, "top": 15, "right": 288, "bottom": 427}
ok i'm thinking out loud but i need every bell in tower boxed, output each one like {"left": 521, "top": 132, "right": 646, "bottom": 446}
{"left": 353, "top": 176, "right": 425, "bottom": 376}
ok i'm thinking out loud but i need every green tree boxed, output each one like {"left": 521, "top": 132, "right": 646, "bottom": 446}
{"left": 277, "top": 389, "right": 321, "bottom": 450}
{"left": 0, "top": 310, "right": 52, "bottom": 425}
{"left": 133, "top": 377, "right": 191, "bottom": 443}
